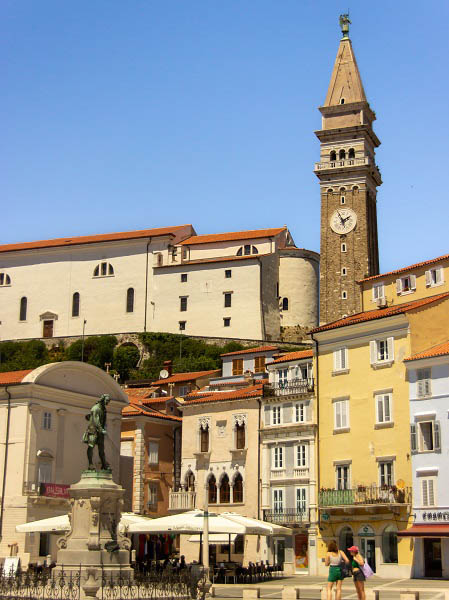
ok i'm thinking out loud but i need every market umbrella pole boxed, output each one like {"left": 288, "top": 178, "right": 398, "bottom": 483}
{"left": 203, "top": 484, "right": 209, "bottom": 580}
{"left": 228, "top": 534, "right": 231, "bottom": 562}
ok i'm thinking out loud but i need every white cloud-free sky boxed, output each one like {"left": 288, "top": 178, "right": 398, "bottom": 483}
{"left": 2, "top": 1, "right": 448, "bottom": 272}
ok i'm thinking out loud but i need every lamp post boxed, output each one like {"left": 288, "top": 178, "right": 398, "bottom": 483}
{"left": 203, "top": 480, "right": 210, "bottom": 581}
{"left": 81, "top": 320, "right": 87, "bottom": 362}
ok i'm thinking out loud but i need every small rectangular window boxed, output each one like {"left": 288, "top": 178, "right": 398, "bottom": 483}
{"left": 336, "top": 464, "right": 350, "bottom": 490}
{"left": 148, "top": 442, "right": 159, "bottom": 465}
{"left": 372, "top": 283, "right": 385, "bottom": 301}
{"left": 225, "top": 269, "right": 232, "bottom": 278}
{"left": 426, "top": 267, "right": 444, "bottom": 287}
{"left": 417, "top": 368, "right": 431, "bottom": 397}
{"left": 379, "top": 461, "right": 393, "bottom": 486}
{"left": 179, "top": 321, "right": 186, "bottom": 331}
{"left": 296, "top": 444, "right": 307, "bottom": 467}
{"left": 333, "top": 348, "right": 348, "bottom": 372}
{"left": 334, "top": 399, "right": 349, "bottom": 430}
{"left": 418, "top": 421, "right": 440, "bottom": 452}
{"left": 148, "top": 483, "right": 158, "bottom": 508}
{"left": 341, "top": 243, "right": 347, "bottom": 253}
{"left": 224, "top": 292, "right": 232, "bottom": 308}
{"left": 272, "top": 446, "right": 284, "bottom": 469}
{"left": 223, "top": 317, "right": 231, "bottom": 327}
{"left": 181, "top": 273, "right": 188, "bottom": 282}
{"left": 295, "top": 403, "right": 306, "bottom": 423}
{"left": 236, "top": 424, "right": 245, "bottom": 449}
{"left": 271, "top": 405, "right": 282, "bottom": 425}
{"left": 42, "top": 412, "right": 52, "bottom": 430}
{"left": 180, "top": 297, "right": 188, "bottom": 311}
{"left": 370, "top": 338, "right": 394, "bottom": 365}
{"left": 232, "top": 359, "right": 243, "bottom": 375}
{"left": 340, "top": 196, "right": 346, "bottom": 205}
{"left": 396, "top": 275, "right": 416, "bottom": 295}
{"left": 341, "top": 291, "right": 347, "bottom": 299}
{"left": 375, "top": 393, "right": 392, "bottom": 424}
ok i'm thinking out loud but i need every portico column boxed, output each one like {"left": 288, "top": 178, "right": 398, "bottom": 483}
{"left": 133, "top": 422, "right": 145, "bottom": 514}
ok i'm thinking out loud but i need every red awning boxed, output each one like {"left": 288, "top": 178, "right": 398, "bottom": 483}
{"left": 398, "top": 524, "right": 449, "bottom": 538}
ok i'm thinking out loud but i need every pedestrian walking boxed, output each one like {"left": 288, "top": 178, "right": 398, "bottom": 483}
{"left": 325, "top": 541, "right": 350, "bottom": 600}
{"left": 348, "top": 545, "right": 366, "bottom": 600}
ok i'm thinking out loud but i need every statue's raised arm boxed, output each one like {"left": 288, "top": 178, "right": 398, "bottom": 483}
{"left": 82, "top": 393, "right": 111, "bottom": 471}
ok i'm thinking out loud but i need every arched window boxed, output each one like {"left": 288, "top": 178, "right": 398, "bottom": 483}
{"left": 348, "top": 148, "right": 355, "bottom": 159}
{"left": 352, "top": 185, "right": 359, "bottom": 194}
{"left": 72, "top": 292, "right": 80, "bottom": 317}
{"left": 220, "top": 474, "right": 230, "bottom": 504}
{"left": 233, "top": 473, "right": 243, "bottom": 503}
{"left": 93, "top": 262, "right": 114, "bottom": 277}
{"left": 382, "top": 526, "right": 398, "bottom": 563}
{"left": 339, "top": 526, "right": 353, "bottom": 552}
{"left": 236, "top": 423, "right": 245, "bottom": 449}
{"left": 200, "top": 424, "right": 209, "bottom": 453}
{"left": 330, "top": 151, "right": 336, "bottom": 161}
{"left": 340, "top": 98, "right": 345, "bottom": 104}
{"left": 327, "top": 188, "right": 334, "bottom": 195}
{"left": 252, "top": 246, "right": 258, "bottom": 254}
{"left": 244, "top": 245, "right": 251, "bottom": 256}
{"left": 0, "top": 273, "right": 11, "bottom": 286}
{"left": 19, "top": 297, "right": 27, "bottom": 321}
{"left": 126, "top": 288, "right": 134, "bottom": 313}
{"left": 339, "top": 149, "right": 346, "bottom": 160}
{"left": 282, "top": 297, "right": 289, "bottom": 311}
{"left": 237, "top": 247, "right": 243, "bottom": 256}
{"left": 208, "top": 475, "right": 217, "bottom": 504}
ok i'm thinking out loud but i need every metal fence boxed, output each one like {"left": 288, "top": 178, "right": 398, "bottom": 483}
{"left": 0, "top": 567, "right": 81, "bottom": 600}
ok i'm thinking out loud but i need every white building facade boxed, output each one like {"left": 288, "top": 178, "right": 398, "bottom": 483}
{"left": 403, "top": 341, "right": 449, "bottom": 578}
{"left": 0, "top": 225, "right": 319, "bottom": 343}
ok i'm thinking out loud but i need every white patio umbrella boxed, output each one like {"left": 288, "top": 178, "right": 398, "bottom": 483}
{"left": 16, "top": 512, "right": 153, "bottom": 534}
{"left": 188, "top": 534, "right": 237, "bottom": 544}
{"left": 220, "top": 512, "right": 291, "bottom": 535}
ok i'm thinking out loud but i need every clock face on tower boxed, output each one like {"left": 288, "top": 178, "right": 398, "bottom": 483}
{"left": 330, "top": 208, "right": 357, "bottom": 234}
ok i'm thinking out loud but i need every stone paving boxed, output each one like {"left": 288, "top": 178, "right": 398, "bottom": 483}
{"left": 212, "top": 574, "right": 449, "bottom": 599}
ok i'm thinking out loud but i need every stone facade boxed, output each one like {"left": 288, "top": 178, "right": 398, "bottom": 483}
{"left": 316, "top": 36, "right": 381, "bottom": 324}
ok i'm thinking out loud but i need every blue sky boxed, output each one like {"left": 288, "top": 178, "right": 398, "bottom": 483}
{"left": 2, "top": 1, "right": 448, "bottom": 273}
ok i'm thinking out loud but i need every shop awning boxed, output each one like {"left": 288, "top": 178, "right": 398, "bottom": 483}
{"left": 397, "top": 524, "right": 449, "bottom": 538}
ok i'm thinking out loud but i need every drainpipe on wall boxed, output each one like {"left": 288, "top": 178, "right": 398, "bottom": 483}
{"left": 310, "top": 333, "right": 320, "bottom": 537}
{"left": 0, "top": 386, "right": 12, "bottom": 539}
{"left": 144, "top": 238, "right": 152, "bottom": 333}
{"left": 257, "top": 397, "right": 262, "bottom": 520}
{"left": 256, "top": 257, "right": 267, "bottom": 340}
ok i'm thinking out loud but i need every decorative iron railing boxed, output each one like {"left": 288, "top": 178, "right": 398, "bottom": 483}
{"left": 319, "top": 486, "right": 412, "bottom": 507}
{"left": 0, "top": 566, "right": 80, "bottom": 600}
{"left": 264, "top": 379, "right": 314, "bottom": 397}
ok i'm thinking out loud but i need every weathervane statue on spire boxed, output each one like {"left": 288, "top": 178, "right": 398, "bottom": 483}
{"left": 339, "top": 13, "right": 351, "bottom": 38}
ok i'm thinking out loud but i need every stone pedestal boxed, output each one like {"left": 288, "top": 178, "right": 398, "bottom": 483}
{"left": 54, "top": 470, "right": 132, "bottom": 583}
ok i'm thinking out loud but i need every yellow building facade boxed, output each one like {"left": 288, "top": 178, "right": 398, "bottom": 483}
{"left": 311, "top": 292, "right": 449, "bottom": 577}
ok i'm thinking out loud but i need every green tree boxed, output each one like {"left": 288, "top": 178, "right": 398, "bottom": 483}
{"left": 65, "top": 336, "right": 117, "bottom": 369}
{"left": 0, "top": 340, "right": 50, "bottom": 372}
{"left": 113, "top": 345, "right": 140, "bottom": 381}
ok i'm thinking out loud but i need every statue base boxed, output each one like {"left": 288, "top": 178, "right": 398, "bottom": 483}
{"left": 54, "top": 470, "right": 133, "bottom": 591}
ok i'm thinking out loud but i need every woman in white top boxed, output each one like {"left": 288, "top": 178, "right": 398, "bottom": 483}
{"left": 324, "top": 540, "right": 349, "bottom": 600}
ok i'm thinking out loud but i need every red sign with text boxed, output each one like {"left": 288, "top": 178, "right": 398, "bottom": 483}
{"left": 41, "top": 483, "right": 70, "bottom": 498}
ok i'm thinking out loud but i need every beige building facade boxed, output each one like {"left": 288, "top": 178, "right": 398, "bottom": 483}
{"left": 0, "top": 362, "right": 127, "bottom": 566}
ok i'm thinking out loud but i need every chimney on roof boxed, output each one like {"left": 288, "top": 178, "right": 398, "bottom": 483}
{"left": 243, "top": 370, "right": 255, "bottom": 386}
{"left": 163, "top": 360, "right": 173, "bottom": 376}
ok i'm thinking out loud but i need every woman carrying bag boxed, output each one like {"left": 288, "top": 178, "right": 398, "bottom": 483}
{"left": 347, "top": 545, "right": 371, "bottom": 600}
{"left": 324, "top": 541, "right": 350, "bottom": 600}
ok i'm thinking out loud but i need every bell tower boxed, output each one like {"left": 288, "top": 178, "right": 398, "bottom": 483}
{"left": 315, "top": 15, "right": 382, "bottom": 324}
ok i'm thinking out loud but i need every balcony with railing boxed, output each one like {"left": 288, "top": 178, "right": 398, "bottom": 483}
{"left": 263, "top": 508, "right": 310, "bottom": 526}
{"left": 314, "top": 157, "right": 370, "bottom": 171}
{"left": 168, "top": 490, "right": 196, "bottom": 512}
{"left": 264, "top": 378, "right": 314, "bottom": 398}
{"left": 319, "top": 486, "right": 412, "bottom": 509}
{"left": 270, "top": 467, "right": 309, "bottom": 480}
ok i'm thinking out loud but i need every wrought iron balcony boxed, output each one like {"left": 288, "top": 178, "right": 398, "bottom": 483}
{"left": 319, "top": 485, "right": 412, "bottom": 508}
{"left": 168, "top": 490, "right": 196, "bottom": 512}
{"left": 263, "top": 508, "right": 310, "bottom": 526}
{"left": 264, "top": 378, "right": 314, "bottom": 398}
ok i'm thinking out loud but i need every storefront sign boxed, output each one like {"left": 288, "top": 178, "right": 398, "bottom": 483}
{"left": 421, "top": 511, "right": 449, "bottom": 522}
{"left": 322, "top": 513, "right": 330, "bottom": 521}
{"left": 41, "top": 483, "right": 70, "bottom": 498}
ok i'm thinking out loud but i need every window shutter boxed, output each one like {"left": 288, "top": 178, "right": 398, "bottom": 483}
{"left": 410, "top": 275, "right": 417, "bottom": 290}
{"left": 425, "top": 270, "right": 432, "bottom": 286}
{"left": 341, "top": 348, "right": 347, "bottom": 370}
{"left": 438, "top": 266, "right": 444, "bottom": 283}
{"left": 410, "top": 424, "right": 417, "bottom": 453}
{"left": 387, "top": 337, "right": 394, "bottom": 361}
{"left": 417, "top": 378, "right": 424, "bottom": 398}
{"left": 396, "top": 279, "right": 402, "bottom": 294}
{"left": 422, "top": 480, "right": 429, "bottom": 506}
{"left": 335, "top": 402, "right": 341, "bottom": 429}
{"left": 384, "top": 395, "right": 391, "bottom": 421}
{"left": 333, "top": 350, "right": 339, "bottom": 371}
{"left": 434, "top": 421, "right": 441, "bottom": 452}
{"left": 428, "top": 480, "right": 435, "bottom": 506}
{"left": 370, "top": 341, "right": 377, "bottom": 365}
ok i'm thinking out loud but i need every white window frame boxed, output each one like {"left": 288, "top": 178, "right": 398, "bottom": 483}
{"left": 370, "top": 337, "right": 394, "bottom": 367}
{"left": 372, "top": 282, "right": 385, "bottom": 302}
{"left": 375, "top": 392, "right": 393, "bottom": 425}
{"left": 333, "top": 398, "right": 349, "bottom": 431}
{"left": 148, "top": 441, "right": 159, "bottom": 465}
{"left": 417, "top": 420, "right": 441, "bottom": 453}
{"left": 378, "top": 461, "right": 394, "bottom": 487}
{"left": 341, "top": 290, "right": 347, "bottom": 300}
{"left": 272, "top": 488, "right": 284, "bottom": 513}
{"left": 421, "top": 477, "right": 437, "bottom": 507}
{"left": 416, "top": 368, "right": 432, "bottom": 398}
{"left": 295, "top": 402, "right": 307, "bottom": 423}
{"left": 42, "top": 412, "right": 52, "bottom": 430}
{"left": 396, "top": 274, "right": 416, "bottom": 295}
{"left": 148, "top": 482, "right": 158, "bottom": 507}
{"left": 333, "top": 347, "right": 348, "bottom": 373}
{"left": 296, "top": 444, "right": 308, "bottom": 467}
{"left": 295, "top": 486, "right": 308, "bottom": 514}
{"left": 272, "top": 446, "right": 284, "bottom": 470}
{"left": 271, "top": 405, "right": 282, "bottom": 425}
{"left": 341, "top": 243, "right": 347, "bottom": 253}
{"left": 335, "top": 464, "right": 350, "bottom": 490}
{"left": 425, "top": 266, "right": 444, "bottom": 288}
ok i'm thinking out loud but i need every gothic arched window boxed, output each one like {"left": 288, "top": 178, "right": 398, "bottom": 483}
{"left": 220, "top": 474, "right": 230, "bottom": 504}
{"left": 282, "top": 297, "right": 289, "bottom": 311}
{"left": 330, "top": 151, "right": 336, "bottom": 161}
{"left": 126, "top": 288, "right": 134, "bottom": 313}
{"left": 208, "top": 475, "right": 217, "bottom": 504}
{"left": 348, "top": 148, "right": 355, "bottom": 159}
{"left": 19, "top": 297, "right": 27, "bottom": 321}
{"left": 339, "top": 149, "right": 346, "bottom": 160}
{"left": 233, "top": 473, "right": 243, "bottom": 503}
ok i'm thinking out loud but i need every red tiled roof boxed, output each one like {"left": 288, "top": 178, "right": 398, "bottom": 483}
{"left": 271, "top": 350, "right": 313, "bottom": 364}
{"left": 405, "top": 340, "right": 449, "bottom": 362}
{"left": 0, "top": 225, "right": 192, "bottom": 254}
{"left": 141, "top": 396, "right": 174, "bottom": 405}
{"left": 311, "top": 292, "right": 449, "bottom": 333}
{"left": 178, "top": 228, "right": 286, "bottom": 246}
{"left": 220, "top": 345, "right": 278, "bottom": 357}
{"left": 125, "top": 387, "right": 157, "bottom": 400}
{"left": 152, "top": 370, "right": 220, "bottom": 385}
{"left": 0, "top": 370, "right": 33, "bottom": 385}
{"left": 154, "top": 254, "right": 270, "bottom": 268}
{"left": 184, "top": 384, "right": 264, "bottom": 405}
{"left": 358, "top": 252, "right": 449, "bottom": 283}
{"left": 122, "top": 403, "right": 182, "bottom": 421}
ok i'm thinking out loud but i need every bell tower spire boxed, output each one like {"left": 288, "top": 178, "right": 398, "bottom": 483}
{"left": 315, "top": 16, "right": 382, "bottom": 325}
